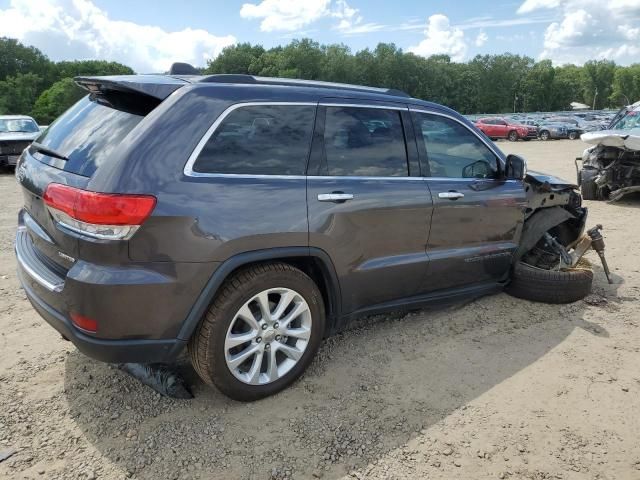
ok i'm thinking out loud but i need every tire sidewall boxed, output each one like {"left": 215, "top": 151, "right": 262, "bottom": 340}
{"left": 208, "top": 267, "right": 325, "bottom": 400}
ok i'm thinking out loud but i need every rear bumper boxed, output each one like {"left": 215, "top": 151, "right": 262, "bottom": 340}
{"left": 14, "top": 214, "right": 216, "bottom": 363}
{"left": 18, "top": 266, "right": 186, "bottom": 363}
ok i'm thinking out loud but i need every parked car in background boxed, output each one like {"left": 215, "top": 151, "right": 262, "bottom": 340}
{"left": 0, "top": 115, "right": 40, "bottom": 168}
{"left": 474, "top": 117, "right": 538, "bottom": 141}
{"left": 537, "top": 121, "right": 583, "bottom": 140}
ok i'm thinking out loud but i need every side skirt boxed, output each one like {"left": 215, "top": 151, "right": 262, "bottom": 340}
{"left": 330, "top": 281, "right": 504, "bottom": 334}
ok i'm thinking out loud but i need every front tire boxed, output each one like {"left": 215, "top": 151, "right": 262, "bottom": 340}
{"left": 189, "top": 263, "right": 325, "bottom": 401}
{"left": 506, "top": 261, "right": 593, "bottom": 304}
{"left": 568, "top": 131, "right": 578, "bottom": 140}
{"left": 539, "top": 130, "right": 550, "bottom": 141}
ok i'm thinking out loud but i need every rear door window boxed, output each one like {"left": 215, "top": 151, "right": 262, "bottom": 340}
{"left": 193, "top": 104, "right": 316, "bottom": 176}
{"left": 322, "top": 106, "right": 408, "bottom": 177}
{"left": 32, "top": 96, "right": 148, "bottom": 177}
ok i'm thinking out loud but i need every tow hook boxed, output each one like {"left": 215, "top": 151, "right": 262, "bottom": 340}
{"left": 587, "top": 224, "right": 613, "bottom": 284}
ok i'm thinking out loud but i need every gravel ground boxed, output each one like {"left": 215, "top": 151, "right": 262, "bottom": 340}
{"left": 1, "top": 139, "right": 640, "bottom": 480}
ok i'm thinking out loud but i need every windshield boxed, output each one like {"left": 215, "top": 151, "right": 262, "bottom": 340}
{"left": 613, "top": 111, "right": 640, "bottom": 130}
{"left": 0, "top": 118, "right": 39, "bottom": 133}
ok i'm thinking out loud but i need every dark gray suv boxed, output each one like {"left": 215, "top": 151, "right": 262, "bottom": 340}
{"left": 15, "top": 72, "right": 596, "bottom": 400}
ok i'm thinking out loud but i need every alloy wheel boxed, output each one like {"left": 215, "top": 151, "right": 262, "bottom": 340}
{"left": 224, "top": 288, "right": 312, "bottom": 385}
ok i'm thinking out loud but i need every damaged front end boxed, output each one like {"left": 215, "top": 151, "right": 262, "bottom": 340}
{"left": 577, "top": 131, "right": 640, "bottom": 201}
{"left": 517, "top": 172, "right": 612, "bottom": 283}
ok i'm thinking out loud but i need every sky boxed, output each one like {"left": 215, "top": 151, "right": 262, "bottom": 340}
{"left": 0, "top": 0, "right": 639, "bottom": 73}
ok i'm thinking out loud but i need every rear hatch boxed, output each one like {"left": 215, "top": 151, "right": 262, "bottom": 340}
{"left": 16, "top": 75, "right": 185, "bottom": 274}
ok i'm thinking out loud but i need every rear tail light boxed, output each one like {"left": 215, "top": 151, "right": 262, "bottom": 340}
{"left": 43, "top": 183, "right": 156, "bottom": 240}
{"left": 70, "top": 312, "right": 98, "bottom": 333}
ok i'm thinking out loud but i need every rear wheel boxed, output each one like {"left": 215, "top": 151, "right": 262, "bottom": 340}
{"left": 189, "top": 263, "right": 325, "bottom": 401}
{"left": 508, "top": 130, "right": 518, "bottom": 142}
{"left": 568, "top": 131, "right": 578, "bottom": 140}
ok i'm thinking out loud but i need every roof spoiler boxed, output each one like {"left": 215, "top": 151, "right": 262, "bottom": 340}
{"left": 75, "top": 75, "right": 187, "bottom": 100}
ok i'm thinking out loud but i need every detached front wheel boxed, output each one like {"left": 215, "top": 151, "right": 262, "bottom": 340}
{"left": 189, "top": 263, "right": 325, "bottom": 401}
{"left": 506, "top": 261, "right": 593, "bottom": 304}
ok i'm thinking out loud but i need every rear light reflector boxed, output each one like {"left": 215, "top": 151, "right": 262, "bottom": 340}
{"left": 70, "top": 313, "right": 98, "bottom": 333}
{"left": 43, "top": 183, "right": 156, "bottom": 240}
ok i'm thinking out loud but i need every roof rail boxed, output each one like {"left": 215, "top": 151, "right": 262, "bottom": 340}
{"left": 199, "top": 74, "right": 411, "bottom": 98}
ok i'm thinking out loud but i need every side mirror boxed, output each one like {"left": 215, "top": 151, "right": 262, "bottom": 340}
{"left": 505, "top": 154, "right": 526, "bottom": 180}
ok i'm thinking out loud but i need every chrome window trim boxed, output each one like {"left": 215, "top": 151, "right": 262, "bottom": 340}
{"left": 319, "top": 103, "right": 407, "bottom": 110}
{"left": 183, "top": 102, "right": 317, "bottom": 178}
{"left": 409, "top": 108, "right": 505, "bottom": 165}
{"left": 308, "top": 175, "right": 423, "bottom": 181}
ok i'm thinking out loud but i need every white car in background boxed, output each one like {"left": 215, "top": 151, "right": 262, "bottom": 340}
{"left": 0, "top": 115, "right": 41, "bottom": 169}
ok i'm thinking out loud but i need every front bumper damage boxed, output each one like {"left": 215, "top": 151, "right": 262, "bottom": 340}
{"left": 520, "top": 174, "right": 613, "bottom": 283}
{"left": 577, "top": 130, "right": 640, "bottom": 201}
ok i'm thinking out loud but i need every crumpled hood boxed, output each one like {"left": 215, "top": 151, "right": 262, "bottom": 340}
{"left": 0, "top": 131, "right": 40, "bottom": 142}
{"left": 526, "top": 170, "right": 576, "bottom": 190}
{"left": 580, "top": 129, "right": 640, "bottom": 150}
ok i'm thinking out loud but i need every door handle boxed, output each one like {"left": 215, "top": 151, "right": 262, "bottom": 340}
{"left": 438, "top": 191, "right": 465, "bottom": 200}
{"left": 318, "top": 193, "right": 354, "bottom": 202}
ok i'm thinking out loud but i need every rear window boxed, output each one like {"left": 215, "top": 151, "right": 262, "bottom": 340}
{"left": 32, "top": 96, "right": 146, "bottom": 177}
{"left": 193, "top": 104, "right": 316, "bottom": 176}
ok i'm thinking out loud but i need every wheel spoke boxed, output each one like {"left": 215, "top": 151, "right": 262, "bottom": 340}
{"left": 255, "top": 291, "right": 272, "bottom": 321}
{"left": 272, "top": 290, "right": 295, "bottom": 320}
{"left": 265, "top": 347, "right": 279, "bottom": 382}
{"left": 225, "top": 330, "right": 257, "bottom": 349}
{"left": 280, "top": 301, "right": 309, "bottom": 328}
{"left": 276, "top": 343, "right": 303, "bottom": 361}
{"left": 236, "top": 304, "right": 260, "bottom": 330}
{"left": 246, "top": 349, "right": 264, "bottom": 384}
{"left": 227, "top": 344, "right": 260, "bottom": 369}
{"left": 284, "top": 326, "right": 311, "bottom": 341}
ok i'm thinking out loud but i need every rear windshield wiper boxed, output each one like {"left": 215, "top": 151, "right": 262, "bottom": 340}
{"left": 30, "top": 142, "right": 69, "bottom": 161}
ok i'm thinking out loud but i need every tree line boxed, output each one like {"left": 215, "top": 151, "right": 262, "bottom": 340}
{"left": 0, "top": 37, "right": 132, "bottom": 124}
{"left": 1, "top": 37, "right": 639, "bottom": 125}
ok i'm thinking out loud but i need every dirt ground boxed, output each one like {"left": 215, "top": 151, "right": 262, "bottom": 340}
{"left": 1, "top": 139, "right": 640, "bottom": 480}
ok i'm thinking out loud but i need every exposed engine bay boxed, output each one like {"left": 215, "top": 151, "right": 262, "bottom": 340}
{"left": 578, "top": 131, "right": 640, "bottom": 201}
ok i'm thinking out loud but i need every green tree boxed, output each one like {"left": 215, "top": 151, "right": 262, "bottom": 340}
{"left": 54, "top": 60, "right": 133, "bottom": 79}
{"left": 611, "top": 64, "right": 640, "bottom": 106}
{"left": 0, "top": 73, "right": 43, "bottom": 115}
{"left": 522, "top": 60, "right": 555, "bottom": 112}
{"left": 205, "top": 43, "right": 265, "bottom": 74}
{"left": 551, "top": 65, "right": 583, "bottom": 110}
{"left": 582, "top": 60, "right": 616, "bottom": 109}
{"left": 0, "top": 37, "right": 52, "bottom": 83}
{"left": 31, "top": 78, "right": 85, "bottom": 124}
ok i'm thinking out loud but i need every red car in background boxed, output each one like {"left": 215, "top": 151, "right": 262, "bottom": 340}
{"left": 474, "top": 117, "right": 538, "bottom": 141}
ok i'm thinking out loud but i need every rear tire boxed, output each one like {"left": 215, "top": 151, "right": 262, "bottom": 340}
{"left": 508, "top": 130, "right": 518, "bottom": 142}
{"left": 568, "top": 131, "right": 578, "bottom": 140}
{"left": 189, "top": 263, "right": 325, "bottom": 401}
{"left": 505, "top": 261, "right": 593, "bottom": 304}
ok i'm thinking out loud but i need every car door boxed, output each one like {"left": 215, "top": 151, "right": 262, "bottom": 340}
{"left": 494, "top": 118, "right": 509, "bottom": 138}
{"left": 410, "top": 109, "right": 527, "bottom": 292}
{"left": 307, "top": 100, "right": 433, "bottom": 315}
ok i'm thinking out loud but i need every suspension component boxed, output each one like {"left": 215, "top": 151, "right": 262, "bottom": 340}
{"left": 587, "top": 224, "right": 613, "bottom": 284}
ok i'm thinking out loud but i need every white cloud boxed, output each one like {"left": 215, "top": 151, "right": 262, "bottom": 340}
{"left": 239, "top": 0, "right": 378, "bottom": 34}
{"left": 408, "top": 14, "right": 468, "bottom": 61}
{"left": 0, "top": 0, "right": 236, "bottom": 72}
{"left": 240, "top": 0, "right": 331, "bottom": 32}
{"left": 517, "top": 0, "right": 640, "bottom": 64}
{"left": 517, "top": 0, "right": 561, "bottom": 14}
{"left": 475, "top": 31, "right": 488, "bottom": 47}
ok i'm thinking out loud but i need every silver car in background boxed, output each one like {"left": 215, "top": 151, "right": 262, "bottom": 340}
{"left": 0, "top": 115, "right": 41, "bottom": 168}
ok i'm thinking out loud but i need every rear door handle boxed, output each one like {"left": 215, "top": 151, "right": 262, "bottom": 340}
{"left": 438, "top": 191, "right": 465, "bottom": 200}
{"left": 318, "top": 193, "right": 354, "bottom": 202}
